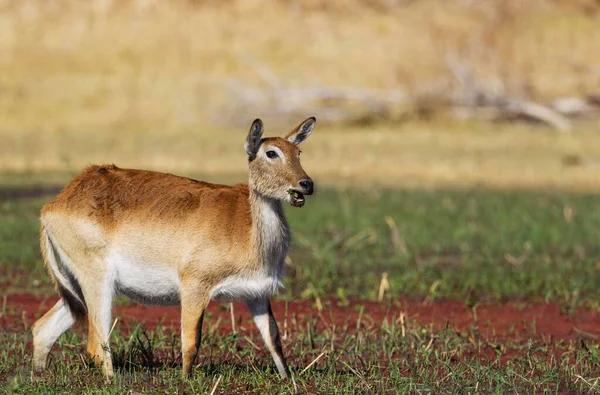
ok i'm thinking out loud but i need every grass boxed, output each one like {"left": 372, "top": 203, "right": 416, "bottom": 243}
{"left": 3, "top": 119, "right": 600, "bottom": 192}
{"left": 1, "top": 0, "right": 599, "bottom": 135}
{"left": 2, "top": 175, "right": 600, "bottom": 393}
{"left": 287, "top": 187, "right": 600, "bottom": 304}
{"left": 1, "top": 310, "right": 599, "bottom": 393}
{"left": 2, "top": 186, "right": 600, "bottom": 305}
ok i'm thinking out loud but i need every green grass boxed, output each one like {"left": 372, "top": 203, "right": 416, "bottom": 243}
{"left": 2, "top": 187, "right": 600, "bottom": 304}
{"left": 2, "top": 185, "right": 600, "bottom": 392}
{"left": 287, "top": 188, "right": 600, "bottom": 304}
{"left": 2, "top": 312, "right": 599, "bottom": 393}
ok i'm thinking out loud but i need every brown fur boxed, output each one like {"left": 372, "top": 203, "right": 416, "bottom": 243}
{"left": 44, "top": 165, "right": 254, "bottom": 254}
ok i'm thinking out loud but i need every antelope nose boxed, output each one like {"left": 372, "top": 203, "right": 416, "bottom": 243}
{"left": 299, "top": 179, "right": 314, "bottom": 195}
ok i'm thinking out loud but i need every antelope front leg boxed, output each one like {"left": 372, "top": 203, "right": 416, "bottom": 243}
{"left": 247, "top": 298, "right": 290, "bottom": 379}
{"left": 180, "top": 285, "right": 209, "bottom": 377}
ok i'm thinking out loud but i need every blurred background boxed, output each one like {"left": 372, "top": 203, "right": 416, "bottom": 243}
{"left": 1, "top": 0, "right": 599, "bottom": 189}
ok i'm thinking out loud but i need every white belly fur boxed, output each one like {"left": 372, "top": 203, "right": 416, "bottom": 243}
{"left": 108, "top": 250, "right": 281, "bottom": 304}
{"left": 110, "top": 250, "right": 181, "bottom": 305}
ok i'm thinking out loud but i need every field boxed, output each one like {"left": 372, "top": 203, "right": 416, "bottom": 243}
{"left": 1, "top": 182, "right": 600, "bottom": 393}
{"left": 1, "top": 0, "right": 600, "bottom": 393}
{"left": 2, "top": 0, "right": 600, "bottom": 136}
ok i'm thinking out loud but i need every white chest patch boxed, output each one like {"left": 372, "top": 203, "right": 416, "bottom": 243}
{"left": 109, "top": 250, "right": 181, "bottom": 305}
{"left": 209, "top": 274, "right": 283, "bottom": 302}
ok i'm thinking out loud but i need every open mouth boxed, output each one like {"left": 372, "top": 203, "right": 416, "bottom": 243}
{"left": 288, "top": 189, "right": 305, "bottom": 207}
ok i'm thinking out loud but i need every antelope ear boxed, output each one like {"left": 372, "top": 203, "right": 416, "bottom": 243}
{"left": 285, "top": 117, "right": 316, "bottom": 145}
{"left": 245, "top": 119, "right": 264, "bottom": 160}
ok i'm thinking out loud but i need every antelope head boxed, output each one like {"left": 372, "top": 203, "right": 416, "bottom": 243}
{"left": 245, "top": 117, "right": 316, "bottom": 207}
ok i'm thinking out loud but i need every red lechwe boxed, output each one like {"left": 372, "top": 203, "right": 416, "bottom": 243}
{"left": 32, "top": 117, "right": 316, "bottom": 381}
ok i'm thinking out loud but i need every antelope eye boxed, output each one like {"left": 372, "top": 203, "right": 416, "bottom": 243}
{"left": 266, "top": 150, "right": 278, "bottom": 159}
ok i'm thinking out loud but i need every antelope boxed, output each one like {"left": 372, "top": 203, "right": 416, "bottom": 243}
{"left": 32, "top": 117, "right": 316, "bottom": 381}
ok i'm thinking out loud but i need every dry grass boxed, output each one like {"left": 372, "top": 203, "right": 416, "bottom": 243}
{"left": 1, "top": 0, "right": 599, "bottom": 132}
{"left": 1, "top": 0, "right": 599, "bottom": 190}
{"left": 2, "top": 119, "right": 600, "bottom": 191}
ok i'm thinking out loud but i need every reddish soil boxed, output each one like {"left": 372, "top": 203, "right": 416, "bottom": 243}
{"left": 2, "top": 294, "right": 599, "bottom": 343}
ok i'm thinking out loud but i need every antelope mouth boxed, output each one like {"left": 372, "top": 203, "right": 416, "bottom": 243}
{"left": 288, "top": 189, "right": 305, "bottom": 207}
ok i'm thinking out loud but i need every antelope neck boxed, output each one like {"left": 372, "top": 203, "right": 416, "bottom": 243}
{"left": 248, "top": 188, "right": 290, "bottom": 273}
